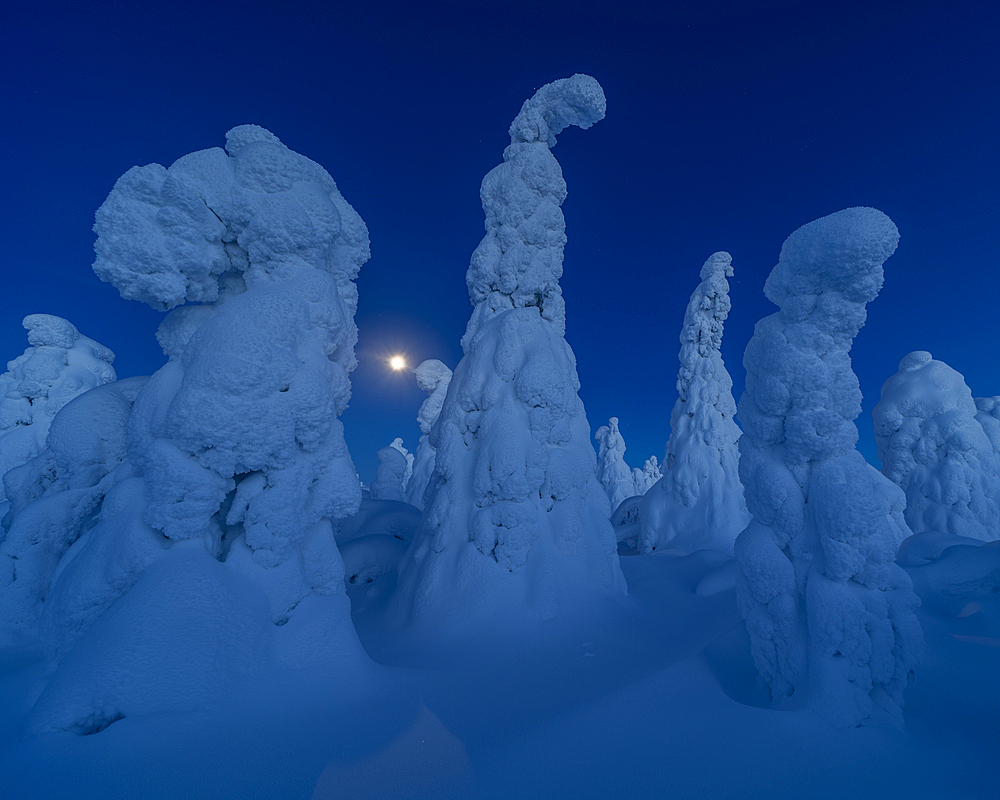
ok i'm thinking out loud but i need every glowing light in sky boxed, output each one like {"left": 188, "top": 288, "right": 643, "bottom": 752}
{"left": 389, "top": 355, "right": 407, "bottom": 371}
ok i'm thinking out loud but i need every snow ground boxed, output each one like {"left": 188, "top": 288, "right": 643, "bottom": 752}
{"left": 1, "top": 542, "right": 996, "bottom": 800}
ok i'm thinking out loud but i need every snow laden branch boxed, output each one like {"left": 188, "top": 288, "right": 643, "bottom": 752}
{"left": 640, "top": 252, "right": 748, "bottom": 554}
{"left": 393, "top": 75, "right": 625, "bottom": 628}
{"left": 735, "top": 208, "right": 923, "bottom": 727}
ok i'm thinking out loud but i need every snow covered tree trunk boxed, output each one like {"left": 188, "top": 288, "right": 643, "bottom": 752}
{"left": 406, "top": 359, "right": 452, "bottom": 509}
{"left": 874, "top": 352, "right": 1000, "bottom": 542}
{"left": 393, "top": 75, "right": 625, "bottom": 627}
{"left": 735, "top": 208, "right": 923, "bottom": 727}
{"left": 595, "top": 417, "right": 638, "bottom": 511}
{"left": 640, "top": 252, "right": 748, "bottom": 554}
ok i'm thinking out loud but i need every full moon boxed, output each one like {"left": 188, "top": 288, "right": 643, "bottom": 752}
{"left": 389, "top": 355, "right": 406, "bottom": 371}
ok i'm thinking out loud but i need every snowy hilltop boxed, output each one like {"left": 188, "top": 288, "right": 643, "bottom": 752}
{"left": 640, "top": 252, "right": 748, "bottom": 554}
{"left": 874, "top": 352, "right": 1000, "bottom": 543}
{"left": 392, "top": 75, "right": 625, "bottom": 629}
{"left": 735, "top": 208, "right": 923, "bottom": 727}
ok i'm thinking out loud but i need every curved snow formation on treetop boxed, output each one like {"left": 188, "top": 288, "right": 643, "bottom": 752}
{"left": 640, "top": 252, "right": 749, "bottom": 555}
{"left": 874, "top": 352, "right": 1000, "bottom": 542}
{"left": 0, "top": 315, "right": 116, "bottom": 504}
{"left": 462, "top": 74, "right": 605, "bottom": 350}
{"left": 394, "top": 76, "right": 625, "bottom": 628}
{"left": 735, "top": 208, "right": 923, "bottom": 727}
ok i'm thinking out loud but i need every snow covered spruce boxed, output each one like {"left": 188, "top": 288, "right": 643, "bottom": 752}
{"left": 873, "top": 352, "right": 1000, "bottom": 543}
{"left": 405, "top": 358, "right": 452, "bottom": 509}
{"left": 4, "top": 126, "right": 372, "bottom": 734}
{"left": 392, "top": 75, "right": 626, "bottom": 627}
{"left": 595, "top": 417, "right": 639, "bottom": 511}
{"left": 640, "top": 252, "right": 749, "bottom": 554}
{"left": 735, "top": 208, "right": 923, "bottom": 727}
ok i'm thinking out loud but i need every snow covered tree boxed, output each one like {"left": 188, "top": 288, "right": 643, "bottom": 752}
{"left": 370, "top": 442, "right": 408, "bottom": 501}
{"left": 393, "top": 75, "right": 626, "bottom": 627}
{"left": 873, "top": 352, "right": 1000, "bottom": 542}
{"left": 975, "top": 396, "right": 1000, "bottom": 455}
{"left": 405, "top": 358, "right": 452, "bottom": 508}
{"left": 735, "top": 208, "right": 923, "bottom": 727}
{"left": 632, "top": 455, "right": 662, "bottom": 495}
{"left": 595, "top": 417, "right": 638, "bottom": 511}
{"left": 0, "top": 314, "right": 116, "bottom": 504}
{"left": 640, "top": 252, "right": 748, "bottom": 554}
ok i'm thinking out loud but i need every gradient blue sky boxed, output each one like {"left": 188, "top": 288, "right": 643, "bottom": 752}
{"left": 4, "top": 0, "right": 998, "bottom": 482}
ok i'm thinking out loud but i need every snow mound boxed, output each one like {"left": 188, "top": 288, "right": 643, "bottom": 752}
{"left": 640, "top": 252, "right": 748, "bottom": 555}
{"left": 735, "top": 208, "right": 923, "bottom": 727}
{"left": 874, "top": 352, "right": 1000, "bottom": 542}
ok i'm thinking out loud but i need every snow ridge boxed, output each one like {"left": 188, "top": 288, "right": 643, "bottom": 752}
{"left": 735, "top": 208, "right": 923, "bottom": 727}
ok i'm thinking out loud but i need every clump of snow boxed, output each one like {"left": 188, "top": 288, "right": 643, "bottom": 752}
{"left": 392, "top": 76, "right": 625, "bottom": 627}
{"left": 735, "top": 208, "right": 923, "bottom": 727}
{"left": 370, "top": 443, "right": 409, "bottom": 502}
{"left": 640, "top": 253, "right": 748, "bottom": 555}
{"left": 595, "top": 417, "right": 637, "bottom": 512}
{"left": 873, "top": 352, "right": 1000, "bottom": 542}
{"left": 0, "top": 315, "right": 116, "bottom": 504}
{"left": 406, "top": 359, "right": 452, "bottom": 509}
{"left": 462, "top": 74, "right": 605, "bottom": 349}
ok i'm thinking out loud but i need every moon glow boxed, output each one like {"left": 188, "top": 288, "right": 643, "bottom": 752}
{"left": 389, "top": 355, "right": 407, "bottom": 371}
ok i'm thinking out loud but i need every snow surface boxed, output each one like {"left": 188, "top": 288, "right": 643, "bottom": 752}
{"left": 640, "top": 252, "right": 749, "bottom": 555}
{"left": 874, "top": 352, "right": 1000, "bottom": 542}
{"left": 735, "top": 208, "right": 923, "bottom": 727}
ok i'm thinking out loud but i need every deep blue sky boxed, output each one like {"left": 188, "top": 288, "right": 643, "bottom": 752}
{"left": 3, "top": 0, "right": 998, "bottom": 482}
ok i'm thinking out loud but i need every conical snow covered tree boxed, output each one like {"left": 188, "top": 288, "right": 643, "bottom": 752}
{"left": 640, "top": 252, "right": 748, "bottom": 554}
{"left": 873, "top": 352, "right": 1000, "bottom": 542}
{"left": 405, "top": 359, "right": 452, "bottom": 509}
{"left": 595, "top": 417, "right": 637, "bottom": 511}
{"left": 735, "top": 208, "right": 923, "bottom": 727}
{"left": 0, "top": 314, "right": 116, "bottom": 503}
{"left": 393, "top": 75, "right": 626, "bottom": 626}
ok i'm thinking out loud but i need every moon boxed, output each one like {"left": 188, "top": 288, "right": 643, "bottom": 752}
{"left": 389, "top": 355, "right": 407, "bottom": 371}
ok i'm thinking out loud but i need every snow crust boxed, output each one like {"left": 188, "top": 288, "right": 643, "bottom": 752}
{"left": 393, "top": 76, "right": 624, "bottom": 627}
{"left": 595, "top": 417, "right": 638, "bottom": 511}
{"left": 406, "top": 359, "right": 452, "bottom": 509}
{"left": 0, "top": 315, "right": 116, "bottom": 503}
{"left": 734, "top": 208, "right": 923, "bottom": 727}
{"left": 874, "top": 352, "right": 1000, "bottom": 542}
{"left": 640, "top": 252, "right": 749, "bottom": 554}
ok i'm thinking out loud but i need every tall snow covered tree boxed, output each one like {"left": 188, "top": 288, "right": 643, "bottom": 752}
{"left": 640, "top": 252, "right": 748, "bottom": 554}
{"left": 735, "top": 208, "right": 923, "bottom": 727}
{"left": 873, "top": 352, "right": 1000, "bottom": 542}
{"left": 405, "top": 358, "right": 452, "bottom": 509}
{"left": 3, "top": 126, "right": 372, "bottom": 733}
{"left": 393, "top": 75, "right": 626, "bottom": 627}
{"left": 595, "top": 417, "right": 638, "bottom": 511}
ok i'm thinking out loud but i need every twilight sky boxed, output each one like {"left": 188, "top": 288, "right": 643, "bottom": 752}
{"left": 3, "top": 0, "right": 998, "bottom": 482}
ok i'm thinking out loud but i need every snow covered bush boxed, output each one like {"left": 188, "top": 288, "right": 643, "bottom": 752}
{"left": 393, "top": 75, "right": 626, "bottom": 627}
{"left": 640, "top": 252, "right": 748, "bottom": 554}
{"left": 405, "top": 359, "right": 452, "bottom": 509}
{"left": 595, "top": 417, "right": 639, "bottom": 511}
{"left": 735, "top": 208, "right": 923, "bottom": 727}
{"left": 0, "top": 314, "right": 116, "bottom": 504}
{"left": 873, "top": 352, "right": 1000, "bottom": 542}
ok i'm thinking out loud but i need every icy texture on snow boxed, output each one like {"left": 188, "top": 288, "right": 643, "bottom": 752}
{"left": 873, "top": 352, "right": 1000, "bottom": 542}
{"left": 595, "top": 417, "right": 638, "bottom": 511}
{"left": 393, "top": 77, "right": 624, "bottom": 626}
{"left": 632, "top": 455, "right": 662, "bottom": 495}
{"left": 0, "top": 377, "right": 147, "bottom": 634}
{"left": 640, "top": 253, "right": 749, "bottom": 554}
{"left": 370, "top": 443, "right": 408, "bottom": 502}
{"left": 406, "top": 359, "right": 452, "bottom": 509}
{"left": 0, "top": 315, "right": 116, "bottom": 502}
{"left": 462, "top": 74, "right": 605, "bottom": 349}
{"left": 735, "top": 208, "right": 923, "bottom": 727}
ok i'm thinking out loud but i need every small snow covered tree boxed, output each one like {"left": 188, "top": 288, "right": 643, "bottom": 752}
{"left": 0, "top": 314, "right": 116, "bottom": 503}
{"left": 595, "top": 417, "right": 638, "bottom": 511}
{"left": 393, "top": 75, "right": 626, "bottom": 626}
{"left": 873, "top": 352, "right": 1000, "bottom": 542}
{"left": 632, "top": 455, "right": 661, "bottom": 495}
{"left": 735, "top": 208, "right": 923, "bottom": 727}
{"left": 370, "top": 442, "right": 408, "bottom": 501}
{"left": 640, "top": 252, "right": 748, "bottom": 554}
{"left": 405, "top": 359, "right": 452, "bottom": 508}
